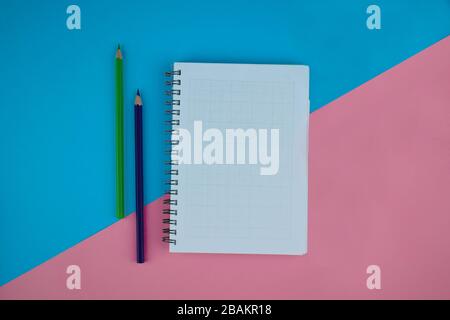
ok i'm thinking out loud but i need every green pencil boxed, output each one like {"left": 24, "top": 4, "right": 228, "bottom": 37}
{"left": 115, "top": 45, "right": 124, "bottom": 219}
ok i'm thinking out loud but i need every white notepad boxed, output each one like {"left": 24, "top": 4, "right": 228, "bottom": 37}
{"left": 164, "top": 63, "right": 309, "bottom": 255}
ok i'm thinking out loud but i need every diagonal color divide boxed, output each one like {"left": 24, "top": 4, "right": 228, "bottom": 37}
{"left": 1, "top": 36, "right": 449, "bottom": 299}
{"left": 2, "top": 0, "right": 449, "bottom": 287}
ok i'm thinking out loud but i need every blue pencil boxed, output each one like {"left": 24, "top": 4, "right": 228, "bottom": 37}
{"left": 134, "top": 90, "right": 145, "bottom": 263}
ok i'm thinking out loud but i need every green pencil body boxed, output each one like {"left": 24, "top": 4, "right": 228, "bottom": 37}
{"left": 115, "top": 47, "right": 124, "bottom": 219}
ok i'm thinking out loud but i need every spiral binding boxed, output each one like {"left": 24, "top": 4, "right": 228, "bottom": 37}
{"left": 162, "top": 69, "right": 181, "bottom": 245}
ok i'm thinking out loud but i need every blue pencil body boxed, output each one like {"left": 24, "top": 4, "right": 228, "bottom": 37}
{"left": 134, "top": 94, "right": 145, "bottom": 263}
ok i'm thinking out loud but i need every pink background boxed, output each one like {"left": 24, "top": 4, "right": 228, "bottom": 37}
{"left": 1, "top": 36, "right": 449, "bottom": 299}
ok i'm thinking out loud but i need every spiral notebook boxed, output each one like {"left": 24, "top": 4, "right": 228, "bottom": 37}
{"left": 163, "top": 63, "right": 309, "bottom": 255}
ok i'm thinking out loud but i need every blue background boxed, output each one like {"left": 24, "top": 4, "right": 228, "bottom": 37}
{"left": 0, "top": 0, "right": 448, "bottom": 285}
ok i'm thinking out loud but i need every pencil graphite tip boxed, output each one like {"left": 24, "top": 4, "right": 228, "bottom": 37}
{"left": 135, "top": 90, "right": 142, "bottom": 106}
{"left": 116, "top": 45, "right": 122, "bottom": 59}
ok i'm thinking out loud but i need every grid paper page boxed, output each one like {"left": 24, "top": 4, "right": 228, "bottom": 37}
{"left": 169, "top": 63, "right": 309, "bottom": 255}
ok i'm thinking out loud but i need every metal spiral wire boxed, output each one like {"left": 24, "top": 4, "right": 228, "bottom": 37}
{"left": 162, "top": 69, "right": 181, "bottom": 245}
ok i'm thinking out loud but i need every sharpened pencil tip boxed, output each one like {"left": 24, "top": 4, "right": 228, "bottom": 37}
{"left": 116, "top": 45, "right": 122, "bottom": 59}
{"left": 135, "top": 90, "right": 142, "bottom": 106}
